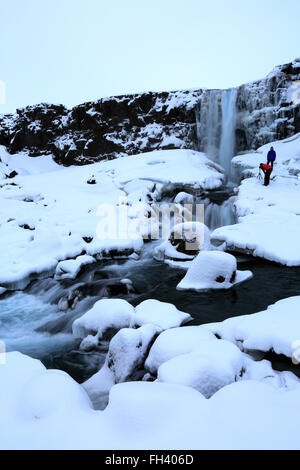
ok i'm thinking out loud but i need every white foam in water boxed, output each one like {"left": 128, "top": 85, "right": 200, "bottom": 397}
{"left": 0, "top": 292, "right": 75, "bottom": 358}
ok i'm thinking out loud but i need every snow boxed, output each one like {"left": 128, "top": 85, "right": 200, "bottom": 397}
{"left": 0, "top": 147, "right": 224, "bottom": 288}
{"left": 204, "top": 296, "right": 300, "bottom": 359}
{"left": 174, "top": 191, "right": 194, "bottom": 204}
{"left": 2, "top": 352, "right": 300, "bottom": 449}
{"left": 157, "top": 339, "right": 245, "bottom": 398}
{"left": 177, "top": 251, "right": 253, "bottom": 291}
{"left": 145, "top": 326, "right": 216, "bottom": 374}
{"left": 131, "top": 299, "right": 191, "bottom": 330}
{"left": 72, "top": 298, "right": 135, "bottom": 349}
{"left": 55, "top": 254, "right": 95, "bottom": 280}
{"left": 83, "top": 324, "right": 159, "bottom": 408}
{"left": 153, "top": 222, "right": 211, "bottom": 263}
{"left": 212, "top": 134, "right": 300, "bottom": 266}
{"left": 73, "top": 298, "right": 190, "bottom": 351}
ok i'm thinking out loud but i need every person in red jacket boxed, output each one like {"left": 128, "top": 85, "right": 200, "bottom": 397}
{"left": 260, "top": 163, "right": 273, "bottom": 186}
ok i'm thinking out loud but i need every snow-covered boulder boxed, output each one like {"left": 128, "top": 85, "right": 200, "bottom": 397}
{"left": 145, "top": 326, "right": 216, "bottom": 374}
{"left": 157, "top": 339, "right": 245, "bottom": 398}
{"left": 83, "top": 324, "right": 159, "bottom": 408}
{"left": 55, "top": 254, "right": 95, "bottom": 280}
{"left": 204, "top": 295, "right": 300, "bottom": 359}
{"left": 2, "top": 350, "right": 300, "bottom": 449}
{"left": 174, "top": 191, "right": 194, "bottom": 205}
{"left": 177, "top": 250, "right": 253, "bottom": 291}
{"left": 72, "top": 298, "right": 135, "bottom": 349}
{"left": 131, "top": 299, "right": 191, "bottom": 330}
{"left": 241, "top": 356, "right": 300, "bottom": 391}
{"left": 153, "top": 221, "right": 211, "bottom": 263}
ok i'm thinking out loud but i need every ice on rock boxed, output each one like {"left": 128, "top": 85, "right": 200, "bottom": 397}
{"left": 55, "top": 254, "right": 95, "bottom": 280}
{"left": 72, "top": 298, "right": 135, "bottom": 349}
{"left": 157, "top": 339, "right": 245, "bottom": 398}
{"left": 131, "top": 299, "right": 191, "bottom": 330}
{"left": 204, "top": 296, "right": 300, "bottom": 359}
{"left": 177, "top": 251, "right": 253, "bottom": 291}
{"left": 83, "top": 324, "right": 159, "bottom": 408}
{"left": 145, "top": 326, "right": 216, "bottom": 374}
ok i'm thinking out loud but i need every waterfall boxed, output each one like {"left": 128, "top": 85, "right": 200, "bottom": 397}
{"left": 219, "top": 88, "right": 238, "bottom": 178}
{"left": 204, "top": 199, "right": 236, "bottom": 231}
{"left": 196, "top": 90, "right": 221, "bottom": 161}
{"left": 196, "top": 88, "right": 237, "bottom": 179}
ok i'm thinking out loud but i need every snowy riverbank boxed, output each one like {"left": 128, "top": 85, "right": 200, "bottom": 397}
{"left": 211, "top": 134, "right": 300, "bottom": 265}
{"left": 1, "top": 295, "right": 300, "bottom": 450}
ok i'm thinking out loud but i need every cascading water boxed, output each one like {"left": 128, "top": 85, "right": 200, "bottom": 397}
{"left": 196, "top": 90, "right": 222, "bottom": 161}
{"left": 219, "top": 88, "right": 238, "bottom": 179}
{"left": 196, "top": 87, "right": 238, "bottom": 180}
{"left": 204, "top": 198, "right": 236, "bottom": 231}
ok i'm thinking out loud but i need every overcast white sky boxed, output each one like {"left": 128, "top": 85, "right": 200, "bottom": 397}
{"left": 1, "top": 0, "right": 300, "bottom": 114}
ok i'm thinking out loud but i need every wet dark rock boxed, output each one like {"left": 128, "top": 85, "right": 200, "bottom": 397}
{"left": 19, "top": 223, "right": 35, "bottom": 231}
{"left": 7, "top": 170, "right": 18, "bottom": 179}
{"left": 82, "top": 236, "right": 93, "bottom": 243}
{"left": 87, "top": 176, "right": 97, "bottom": 184}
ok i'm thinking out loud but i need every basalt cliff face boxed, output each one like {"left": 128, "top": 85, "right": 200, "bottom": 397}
{"left": 0, "top": 59, "right": 300, "bottom": 165}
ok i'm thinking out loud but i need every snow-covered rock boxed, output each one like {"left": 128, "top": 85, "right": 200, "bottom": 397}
{"left": 153, "top": 221, "right": 211, "bottom": 263}
{"left": 2, "top": 351, "right": 300, "bottom": 449}
{"left": 55, "top": 254, "right": 95, "bottom": 280}
{"left": 83, "top": 324, "right": 159, "bottom": 408}
{"left": 145, "top": 326, "right": 216, "bottom": 374}
{"left": 131, "top": 299, "right": 191, "bottom": 330}
{"left": 72, "top": 298, "right": 135, "bottom": 349}
{"left": 204, "top": 296, "right": 300, "bottom": 359}
{"left": 73, "top": 298, "right": 191, "bottom": 351}
{"left": 174, "top": 191, "right": 194, "bottom": 204}
{"left": 157, "top": 339, "right": 245, "bottom": 398}
{"left": 241, "top": 356, "right": 300, "bottom": 391}
{"left": 177, "top": 251, "right": 253, "bottom": 291}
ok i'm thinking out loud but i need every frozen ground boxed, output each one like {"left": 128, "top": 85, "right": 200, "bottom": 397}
{"left": 211, "top": 134, "right": 300, "bottom": 265}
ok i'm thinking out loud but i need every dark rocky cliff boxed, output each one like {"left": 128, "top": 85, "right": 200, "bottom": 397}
{"left": 0, "top": 59, "right": 300, "bottom": 166}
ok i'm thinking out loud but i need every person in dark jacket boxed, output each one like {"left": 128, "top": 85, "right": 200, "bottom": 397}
{"left": 267, "top": 146, "right": 276, "bottom": 167}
